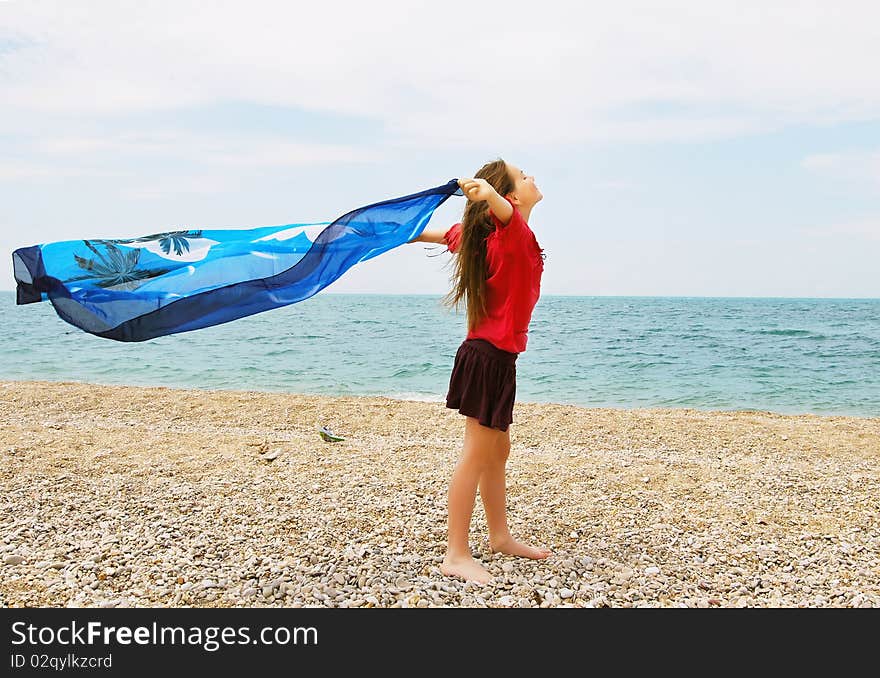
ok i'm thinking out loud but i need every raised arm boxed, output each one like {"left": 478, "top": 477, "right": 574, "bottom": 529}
{"left": 458, "top": 177, "right": 513, "bottom": 225}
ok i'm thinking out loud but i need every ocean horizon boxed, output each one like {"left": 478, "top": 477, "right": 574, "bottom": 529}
{"left": 2, "top": 291, "right": 878, "bottom": 418}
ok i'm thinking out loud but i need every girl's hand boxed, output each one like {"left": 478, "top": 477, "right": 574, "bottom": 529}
{"left": 458, "top": 177, "right": 498, "bottom": 203}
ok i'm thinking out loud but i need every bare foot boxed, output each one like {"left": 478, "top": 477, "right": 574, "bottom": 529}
{"left": 490, "top": 536, "right": 553, "bottom": 559}
{"left": 440, "top": 555, "right": 492, "bottom": 584}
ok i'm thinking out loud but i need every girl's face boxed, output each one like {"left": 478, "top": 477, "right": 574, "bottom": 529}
{"left": 506, "top": 164, "right": 543, "bottom": 207}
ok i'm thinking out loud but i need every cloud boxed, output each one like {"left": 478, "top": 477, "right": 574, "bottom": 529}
{"left": 3, "top": 132, "right": 386, "bottom": 184}
{"left": 802, "top": 219, "right": 880, "bottom": 241}
{"left": 802, "top": 151, "right": 880, "bottom": 187}
{"left": 32, "top": 133, "right": 184, "bottom": 155}
{"left": 29, "top": 131, "right": 384, "bottom": 166}
{"left": 591, "top": 180, "right": 635, "bottom": 191}
{"left": 2, "top": 1, "right": 880, "bottom": 148}
{"left": 0, "top": 162, "right": 120, "bottom": 180}
{"left": 118, "top": 175, "right": 237, "bottom": 201}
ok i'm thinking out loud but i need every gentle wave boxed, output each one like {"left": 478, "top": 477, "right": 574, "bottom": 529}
{"left": 2, "top": 293, "right": 879, "bottom": 417}
{"left": 755, "top": 328, "right": 817, "bottom": 336}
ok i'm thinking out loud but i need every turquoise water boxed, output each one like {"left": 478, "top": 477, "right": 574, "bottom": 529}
{"left": 1, "top": 291, "right": 878, "bottom": 417}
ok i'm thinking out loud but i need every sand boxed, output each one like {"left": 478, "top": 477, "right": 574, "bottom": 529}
{"left": 1, "top": 379, "right": 878, "bottom": 608}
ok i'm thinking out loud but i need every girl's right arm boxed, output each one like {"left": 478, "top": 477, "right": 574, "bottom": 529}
{"left": 408, "top": 228, "right": 448, "bottom": 244}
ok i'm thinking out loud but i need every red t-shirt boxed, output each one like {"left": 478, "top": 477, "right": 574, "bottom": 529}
{"left": 444, "top": 197, "right": 544, "bottom": 353}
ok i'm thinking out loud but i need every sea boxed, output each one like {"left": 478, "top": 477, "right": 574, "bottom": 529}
{"left": 1, "top": 292, "right": 878, "bottom": 418}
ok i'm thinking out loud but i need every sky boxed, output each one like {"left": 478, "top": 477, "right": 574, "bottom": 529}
{"left": 1, "top": 0, "right": 879, "bottom": 298}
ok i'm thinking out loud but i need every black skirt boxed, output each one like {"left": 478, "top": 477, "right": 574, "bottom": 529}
{"left": 445, "top": 338, "right": 518, "bottom": 432}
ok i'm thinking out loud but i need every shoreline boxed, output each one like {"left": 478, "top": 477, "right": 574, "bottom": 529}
{"left": 2, "top": 379, "right": 878, "bottom": 608}
{"left": 1, "top": 377, "right": 874, "bottom": 420}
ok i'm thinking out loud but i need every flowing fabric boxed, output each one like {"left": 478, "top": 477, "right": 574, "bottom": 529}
{"left": 12, "top": 179, "right": 462, "bottom": 342}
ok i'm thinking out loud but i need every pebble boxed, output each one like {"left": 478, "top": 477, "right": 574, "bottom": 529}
{"left": 3, "top": 381, "right": 879, "bottom": 610}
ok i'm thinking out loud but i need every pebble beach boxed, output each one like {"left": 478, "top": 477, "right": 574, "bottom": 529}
{"left": 1, "top": 380, "right": 878, "bottom": 608}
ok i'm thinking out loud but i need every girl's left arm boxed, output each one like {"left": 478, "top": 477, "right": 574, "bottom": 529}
{"left": 459, "top": 178, "right": 513, "bottom": 225}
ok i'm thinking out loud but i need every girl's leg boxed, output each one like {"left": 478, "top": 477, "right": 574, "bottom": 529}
{"left": 481, "top": 426, "right": 553, "bottom": 559}
{"left": 440, "top": 416, "right": 503, "bottom": 584}
{"left": 479, "top": 426, "right": 512, "bottom": 540}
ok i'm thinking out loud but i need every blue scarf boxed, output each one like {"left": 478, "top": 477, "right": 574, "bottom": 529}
{"left": 13, "top": 179, "right": 462, "bottom": 342}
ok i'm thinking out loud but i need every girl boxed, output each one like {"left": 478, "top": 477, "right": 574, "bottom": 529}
{"left": 411, "top": 158, "right": 552, "bottom": 583}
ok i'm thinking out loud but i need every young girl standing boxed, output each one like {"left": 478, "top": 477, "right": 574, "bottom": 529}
{"left": 411, "top": 158, "right": 552, "bottom": 583}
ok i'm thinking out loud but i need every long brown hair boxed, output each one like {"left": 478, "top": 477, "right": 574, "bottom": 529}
{"left": 441, "top": 158, "right": 515, "bottom": 332}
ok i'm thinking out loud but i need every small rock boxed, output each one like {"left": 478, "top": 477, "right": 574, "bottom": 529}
{"left": 612, "top": 569, "right": 633, "bottom": 584}
{"left": 560, "top": 588, "right": 574, "bottom": 599}
{"left": 3, "top": 555, "right": 24, "bottom": 566}
{"left": 756, "top": 546, "right": 775, "bottom": 559}
{"left": 645, "top": 566, "right": 660, "bottom": 576}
